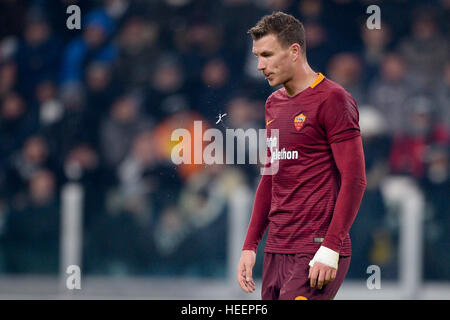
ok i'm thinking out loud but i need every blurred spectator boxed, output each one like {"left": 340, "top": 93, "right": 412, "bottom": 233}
{"left": 0, "top": 61, "right": 18, "bottom": 99}
{"left": 112, "top": 129, "right": 181, "bottom": 221}
{"left": 35, "top": 80, "right": 64, "bottom": 129}
{"left": 145, "top": 0, "right": 195, "bottom": 51}
{"left": 151, "top": 205, "right": 187, "bottom": 274}
{"left": 296, "top": 0, "right": 324, "bottom": 21}
{"left": 223, "top": 96, "right": 264, "bottom": 181}
{"left": 421, "top": 145, "right": 450, "bottom": 280}
{"left": 303, "top": 20, "right": 335, "bottom": 73}
{"left": 0, "top": 92, "right": 38, "bottom": 158}
{"left": 104, "top": 0, "right": 133, "bottom": 26}
{"left": 397, "top": 7, "right": 449, "bottom": 91}
{"left": 85, "top": 62, "right": 117, "bottom": 121}
{"left": 368, "top": 52, "right": 420, "bottom": 134}
{"left": 359, "top": 21, "right": 393, "bottom": 86}
{"left": 153, "top": 164, "right": 245, "bottom": 276}
{"left": 15, "top": 8, "right": 61, "bottom": 101}
{"left": 225, "top": 95, "right": 262, "bottom": 130}
{"left": 64, "top": 143, "right": 100, "bottom": 183}
{"left": 60, "top": 9, "right": 117, "bottom": 85}
{"left": 100, "top": 93, "right": 152, "bottom": 168}
{"left": 193, "top": 57, "right": 235, "bottom": 122}
{"left": 1, "top": 169, "right": 60, "bottom": 273}
{"left": 114, "top": 15, "right": 160, "bottom": 92}
{"left": 30, "top": 80, "right": 64, "bottom": 163}
{"left": 358, "top": 106, "right": 391, "bottom": 188}
{"left": 145, "top": 54, "right": 191, "bottom": 120}
{"left": 5, "top": 135, "right": 53, "bottom": 199}
{"left": 327, "top": 52, "right": 366, "bottom": 104}
{"left": 174, "top": 20, "right": 224, "bottom": 82}
{"left": 216, "top": 0, "right": 264, "bottom": 75}
{"left": 63, "top": 142, "right": 109, "bottom": 238}
{"left": 388, "top": 95, "right": 446, "bottom": 179}
{"left": 50, "top": 83, "right": 98, "bottom": 162}
{"left": 434, "top": 61, "right": 450, "bottom": 129}
{"left": 375, "top": 0, "right": 416, "bottom": 40}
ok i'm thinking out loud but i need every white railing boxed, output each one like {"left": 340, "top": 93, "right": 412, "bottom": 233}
{"left": 59, "top": 183, "right": 84, "bottom": 293}
{"left": 380, "top": 176, "right": 425, "bottom": 299}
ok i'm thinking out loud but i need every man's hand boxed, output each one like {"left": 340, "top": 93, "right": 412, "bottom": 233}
{"left": 237, "top": 250, "right": 256, "bottom": 293}
{"left": 308, "top": 261, "right": 337, "bottom": 290}
{"left": 308, "top": 246, "right": 339, "bottom": 290}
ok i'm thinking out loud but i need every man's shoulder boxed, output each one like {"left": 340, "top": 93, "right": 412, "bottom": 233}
{"left": 316, "top": 79, "right": 359, "bottom": 125}
{"left": 311, "top": 80, "right": 357, "bottom": 122}
{"left": 320, "top": 78, "right": 354, "bottom": 103}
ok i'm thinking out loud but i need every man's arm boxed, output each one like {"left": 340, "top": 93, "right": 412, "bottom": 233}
{"left": 242, "top": 174, "right": 272, "bottom": 252}
{"left": 237, "top": 173, "right": 272, "bottom": 293}
{"left": 323, "top": 135, "right": 367, "bottom": 251}
{"left": 309, "top": 135, "right": 367, "bottom": 289}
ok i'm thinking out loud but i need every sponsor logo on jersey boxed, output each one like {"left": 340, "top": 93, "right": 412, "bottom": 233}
{"left": 267, "top": 136, "right": 299, "bottom": 163}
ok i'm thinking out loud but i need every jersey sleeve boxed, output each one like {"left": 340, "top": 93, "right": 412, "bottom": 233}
{"left": 320, "top": 89, "right": 361, "bottom": 144}
{"left": 242, "top": 174, "right": 271, "bottom": 252}
{"left": 322, "top": 135, "right": 367, "bottom": 253}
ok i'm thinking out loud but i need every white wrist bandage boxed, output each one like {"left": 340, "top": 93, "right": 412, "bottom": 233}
{"left": 309, "top": 246, "right": 339, "bottom": 270}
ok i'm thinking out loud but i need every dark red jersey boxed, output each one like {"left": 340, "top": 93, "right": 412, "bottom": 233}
{"left": 260, "top": 73, "right": 361, "bottom": 256}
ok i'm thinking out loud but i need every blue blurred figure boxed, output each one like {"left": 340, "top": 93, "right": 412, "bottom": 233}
{"left": 60, "top": 9, "right": 117, "bottom": 86}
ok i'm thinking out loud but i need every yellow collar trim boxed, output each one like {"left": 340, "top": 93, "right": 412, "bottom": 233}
{"left": 310, "top": 73, "right": 325, "bottom": 89}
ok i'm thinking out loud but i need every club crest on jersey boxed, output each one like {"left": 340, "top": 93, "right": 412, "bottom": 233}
{"left": 294, "top": 113, "right": 306, "bottom": 131}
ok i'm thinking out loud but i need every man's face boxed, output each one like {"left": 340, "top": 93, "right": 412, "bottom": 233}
{"left": 252, "top": 34, "right": 294, "bottom": 86}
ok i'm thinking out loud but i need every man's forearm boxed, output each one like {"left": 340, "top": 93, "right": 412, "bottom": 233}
{"left": 242, "top": 174, "right": 272, "bottom": 252}
{"left": 322, "top": 136, "right": 367, "bottom": 253}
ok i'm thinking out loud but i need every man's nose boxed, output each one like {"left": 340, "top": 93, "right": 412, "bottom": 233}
{"left": 257, "top": 58, "right": 266, "bottom": 71}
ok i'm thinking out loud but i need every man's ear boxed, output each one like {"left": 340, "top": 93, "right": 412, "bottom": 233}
{"left": 290, "top": 43, "right": 302, "bottom": 62}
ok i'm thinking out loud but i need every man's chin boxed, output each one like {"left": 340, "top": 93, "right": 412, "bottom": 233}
{"left": 267, "top": 78, "right": 281, "bottom": 87}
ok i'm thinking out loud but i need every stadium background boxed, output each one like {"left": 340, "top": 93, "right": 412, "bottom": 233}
{"left": 0, "top": 0, "right": 448, "bottom": 299}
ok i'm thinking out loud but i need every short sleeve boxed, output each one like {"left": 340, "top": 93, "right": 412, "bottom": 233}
{"left": 320, "top": 89, "right": 360, "bottom": 144}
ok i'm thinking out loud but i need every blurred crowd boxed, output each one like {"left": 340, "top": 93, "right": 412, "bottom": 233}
{"left": 0, "top": 0, "right": 448, "bottom": 280}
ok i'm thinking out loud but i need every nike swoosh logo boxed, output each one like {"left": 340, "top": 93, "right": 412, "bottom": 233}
{"left": 266, "top": 119, "right": 275, "bottom": 126}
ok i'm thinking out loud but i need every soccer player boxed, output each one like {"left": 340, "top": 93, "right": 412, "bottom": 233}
{"left": 237, "top": 12, "right": 367, "bottom": 300}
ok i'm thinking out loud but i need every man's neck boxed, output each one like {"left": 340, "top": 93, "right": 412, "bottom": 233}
{"left": 283, "top": 63, "right": 318, "bottom": 97}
